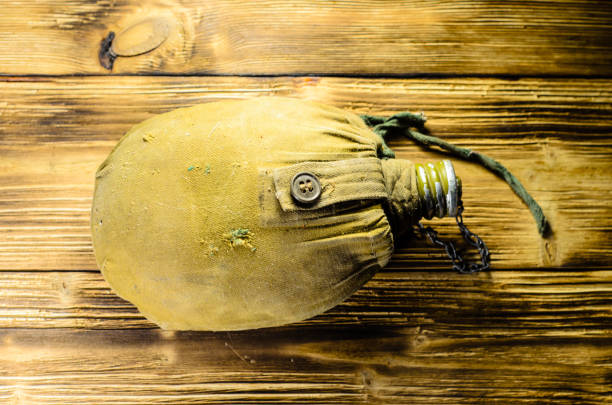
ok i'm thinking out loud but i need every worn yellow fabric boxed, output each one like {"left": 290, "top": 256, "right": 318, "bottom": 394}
{"left": 91, "top": 97, "right": 422, "bottom": 331}
{"left": 272, "top": 157, "right": 388, "bottom": 211}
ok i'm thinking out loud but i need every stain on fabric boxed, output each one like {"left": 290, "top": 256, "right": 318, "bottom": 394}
{"left": 208, "top": 244, "right": 219, "bottom": 256}
{"left": 230, "top": 161, "right": 249, "bottom": 176}
{"left": 199, "top": 238, "right": 220, "bottom": 256}
{"left": 224, "top": 228, "right": 255, "bottom": 251}
{"left": 187, "top": 164, "right": 211, "bottom": 173}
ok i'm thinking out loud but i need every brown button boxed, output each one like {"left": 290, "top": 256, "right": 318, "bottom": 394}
{"left": 291, "top": 172, "right": 321, "bottom": 205}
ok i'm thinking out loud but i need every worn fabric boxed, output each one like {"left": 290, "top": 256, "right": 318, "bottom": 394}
{"left": 91, "top": 97, "right": 422, "bottom": 331}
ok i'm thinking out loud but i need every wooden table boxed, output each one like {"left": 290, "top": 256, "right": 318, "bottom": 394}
{"left": 1, "top": 1, "right": 611, "bottom": 403}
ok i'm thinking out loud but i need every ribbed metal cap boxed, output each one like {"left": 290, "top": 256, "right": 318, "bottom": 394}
{"left": 415, "top": 160, "right": 462, "bottom": 219}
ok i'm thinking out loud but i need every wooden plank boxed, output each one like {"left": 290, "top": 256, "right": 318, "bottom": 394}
{"left": 0, "top": 328, "right": 609, "bottom": 404}
{"left": 0, "top": 76, "right": 610, "bottom": 271}
{"left": 0, "top": 270, "right": 610, "bottom": 332}
{"left": 0, "top": 75, "right": 610, "bottom": 405}
{"left": 0, "top": 1, "right": 611, "bottom": 76}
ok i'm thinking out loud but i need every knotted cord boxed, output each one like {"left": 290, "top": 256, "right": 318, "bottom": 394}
{"left": 362, "top": 112, "right": 550, "bottom": 236}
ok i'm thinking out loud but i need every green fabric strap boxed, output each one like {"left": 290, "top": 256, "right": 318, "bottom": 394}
{"left": 361, "top": 112, "right": 550, "bottom": 237}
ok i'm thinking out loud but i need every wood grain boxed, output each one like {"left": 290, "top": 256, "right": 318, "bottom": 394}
{"left": 0, "top": 1, "right": 611, "bottom": 76}
{"left": 1, "top": 2, "right": 611, "bottom": 403}
{"left": 1, "top": 76, "right": 610, "bottom": 404}
{"left": 0, "top": 269, "right": 610, "bottom": 332}
{"left": 0, "top": 328, "right": 610, "bottom": 404}
{"left": 0, "top": 76, "right": 610, "bottom": 271}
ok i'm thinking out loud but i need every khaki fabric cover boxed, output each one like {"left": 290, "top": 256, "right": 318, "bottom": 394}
{"left": 91, "top": 97, "right": 421, "bottom": 331}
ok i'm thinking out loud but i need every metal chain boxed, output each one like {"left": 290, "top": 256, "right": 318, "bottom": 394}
{"left": 417, "top": 202, "right": 490, "bottom": 274}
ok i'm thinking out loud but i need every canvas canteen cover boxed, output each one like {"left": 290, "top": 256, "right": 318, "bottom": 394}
{"left": 91, "top": 97, "right": 541, "bottom": 331}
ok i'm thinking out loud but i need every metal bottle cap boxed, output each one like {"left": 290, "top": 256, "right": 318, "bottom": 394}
{"left": 415, "top": 159, "right": 461, "bottom": 219}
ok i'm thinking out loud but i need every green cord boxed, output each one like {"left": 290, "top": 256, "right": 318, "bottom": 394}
{"left": 361, "top": 112, "right": 550, "bottom": 236}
